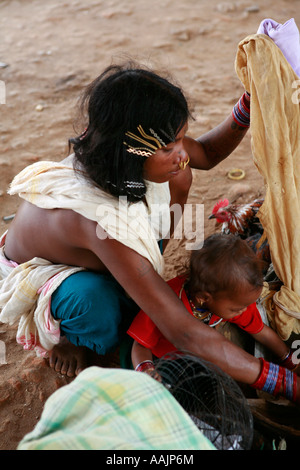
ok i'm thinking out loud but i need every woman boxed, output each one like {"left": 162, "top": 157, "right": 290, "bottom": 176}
{"left": 1, "top": 62, "right": 262, "bottom": 386}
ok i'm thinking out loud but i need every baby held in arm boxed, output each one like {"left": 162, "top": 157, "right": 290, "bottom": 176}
{"left": 128, "top": 233, "right": 299, "bottom": 402}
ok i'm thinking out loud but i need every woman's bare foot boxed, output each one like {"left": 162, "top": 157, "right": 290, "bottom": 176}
{"left": 48, "top": 336, "right": 89, "bottom": 377}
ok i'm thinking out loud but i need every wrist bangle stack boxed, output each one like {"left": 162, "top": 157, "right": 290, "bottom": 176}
{"left": 232, "top": 91, "right": 250, "bottom": 128}
{"left": 251, "top": 358, "right": 297, "bottom": 403}
{"left": 135, "top": 360, "right": 155, "bottom": 373}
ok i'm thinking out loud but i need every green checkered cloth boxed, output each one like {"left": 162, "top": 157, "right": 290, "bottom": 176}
{"left": 18, "top": 366, "right": 215, "bottom": 450}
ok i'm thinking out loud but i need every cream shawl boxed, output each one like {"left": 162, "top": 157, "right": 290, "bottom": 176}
{"left": 235, "top": 34, "right": 300, "bottom": 339}
{"left": 8, "top": 154, "right": 170, "bottom": 274}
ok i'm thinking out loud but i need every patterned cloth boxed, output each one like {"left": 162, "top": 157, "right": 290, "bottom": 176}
{"left": 18, "top": 366, "right": 215, "bottom": 451}
{"left": 0, "top": 231, "right": 83, "bottom": 355}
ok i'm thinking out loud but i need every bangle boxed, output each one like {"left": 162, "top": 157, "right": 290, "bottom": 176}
{"left": 244, "top": 91, "right": 250, "bottom": 105}
{"left": 232, "top": 91, "right": 250, "bottom": 128}
{"left": 251, "top": 358, "right": 297, "bottom": 403}
{"left": 135, "top": 360, "right": 155, "bottom": 372}
{"left": 227, "top": 168, "right": 245, "bottom": 180}
{"left": 283, "top": 368, "right": 297, "bottom": 402}
{"left": 280, "top": 349, "right": 298, "bottom": 371}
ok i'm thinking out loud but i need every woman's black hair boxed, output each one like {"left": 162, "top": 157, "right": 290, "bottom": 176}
{"left": 185, "top": 233, "right": 265, "bottom": 298}
{"left": 69, "top": 62, "right": 190, "bottom": 202}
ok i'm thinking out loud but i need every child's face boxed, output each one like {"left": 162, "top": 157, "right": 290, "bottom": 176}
{"left": 203, "top": 285, "right": 263, "bottom": 320}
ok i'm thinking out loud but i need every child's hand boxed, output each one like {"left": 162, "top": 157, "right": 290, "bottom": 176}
{"left": 139, "top": 366, "right": 162, "bottom": 383}
{"left": 150, "top": 370, "right": 162, "bottom": 383}
{"left": 143, "top": 366, "right": 155, "bottom": 376}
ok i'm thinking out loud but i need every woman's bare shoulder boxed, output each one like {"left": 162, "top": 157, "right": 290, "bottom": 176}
{"left": 4, "top": 201, "right": 105, "bottom": 269}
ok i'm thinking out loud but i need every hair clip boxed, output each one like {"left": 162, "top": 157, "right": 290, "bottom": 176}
{"left": 123, "top": 144, "right": 153, "bottom": 157}
{"left": 124, "top": 124, "right": 175, "bottom": 157}
{"left": 149, "top": 128, "right": 167, "bottom": 148}
{"left": 125, "top": 125, "right": 161, "bottom": 152}
{"left": 124, "top": 181, "right": 145, "bottom": 188}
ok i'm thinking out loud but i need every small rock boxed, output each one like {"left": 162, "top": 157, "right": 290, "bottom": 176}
{"left": 177, "top": 31, "right": 190, "bottom": 41}
{"left": 99, "top": 8, "right": 132, "bottom": 18}
{"left": 13, "top": 407, "right": 24, "bottom": 418}
{"left": 198, "top": 26, "right": 211, "bottom": 35}
{"left": 37, "top": 50, "right": 52, "bottom": 56}
{"left": 216, "top": 2, "right": 236, "bottom": 13}
{"left": 31, "top": 357, "right": 47, "bottom": 367}
{"left": 0, "top": 387, "right": 10, "bottom": 404}
{"left": 21, "top": 367, "right": 41, "bottom": 384}
{"left": 0, "top": 417, "right": 10, "bottom": 433}
{"left": 3, "top": 214, "right": 15, "bottom": 222}
{"left": 35, "top": 104, "right": 44, "bottom": 112}
{"left": 8, "top": 378, "right": 23, "bottom": 392}
{"left": 170, "top": 28, "right": 191, "bottom": 41}
{"left": 245, "top": 5, "right": 260, "bottom": 13}
{"left": 38, "top": 390, "right": 49, "bottom": 402}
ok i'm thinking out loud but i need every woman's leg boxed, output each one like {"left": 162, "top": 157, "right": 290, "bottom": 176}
{"left": 50, "top": 271, "right": 139, "bottom": 375}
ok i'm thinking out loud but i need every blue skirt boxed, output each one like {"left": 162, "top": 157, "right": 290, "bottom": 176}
{"left": 51, "top": 271, "right": 139, "bottom": 355}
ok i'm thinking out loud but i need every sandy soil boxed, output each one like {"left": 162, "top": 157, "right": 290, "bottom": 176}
{"left": 0, "top": 0, "right": 299, "bottom": 450}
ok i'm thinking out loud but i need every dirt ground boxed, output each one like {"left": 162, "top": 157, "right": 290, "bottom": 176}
{"left": 0, "top": 0, "right": 299, "bottom": 451}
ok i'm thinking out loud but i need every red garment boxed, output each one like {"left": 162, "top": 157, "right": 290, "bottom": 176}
{"left": 127, "top": 276, "right": 264, "bottom": 358}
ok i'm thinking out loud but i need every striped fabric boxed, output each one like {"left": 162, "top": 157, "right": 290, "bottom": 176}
{"left": 0, "top": 231, "right": 84, "bottom": 355}
{"left": 18, "top": 367, "right": 215, "bottom": 451}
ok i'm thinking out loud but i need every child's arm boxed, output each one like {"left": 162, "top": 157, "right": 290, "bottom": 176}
{"left": 251, "top": 324, "right": 291, "bottom": 363}
{"left": 131, "top": 340, "right": 155, "bottom": 374}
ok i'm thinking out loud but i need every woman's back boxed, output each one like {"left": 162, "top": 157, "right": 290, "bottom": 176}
{"left": 4, "top": 200, "right": 107, "bottom": 271}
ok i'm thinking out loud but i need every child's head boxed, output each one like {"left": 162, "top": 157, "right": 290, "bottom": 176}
{"left": 185, "top": 233, "right": 264, "bottom": 319}
{"left": 70, "top": 62, "right": 190, "bottom": 202}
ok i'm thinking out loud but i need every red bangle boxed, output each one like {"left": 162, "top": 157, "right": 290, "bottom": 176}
{"left": 280, "top": 350, "right": 298, "bottom": 371}
{"left": 135, "top": 360, "right": 155, "bottom": 373}
{"left": 273, "top": 366, "right": 284, "bottom": 396}
{"left": 243, "top": 91, "right": 250, "bottom": 109}
{"left": 251, "top": 358, "right": 269, "bottom": 390}
{"left": 293, "top": 373, "right": 298, "bottom": 402}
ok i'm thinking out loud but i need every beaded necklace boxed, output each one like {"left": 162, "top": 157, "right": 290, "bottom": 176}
{"left": 179, "top": 284, "right": 223, "bottom": 328}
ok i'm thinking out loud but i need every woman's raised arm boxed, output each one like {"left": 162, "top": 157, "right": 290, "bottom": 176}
{"left": 184, "top": 113, "right": 249, "bottom": 171}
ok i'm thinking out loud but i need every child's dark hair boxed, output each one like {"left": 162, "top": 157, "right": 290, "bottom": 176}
{"left": 69, "top": 62, "right": 190, "bottom": 202}
{"left": 185, "top": 233, "right": 265, "bottom": 298}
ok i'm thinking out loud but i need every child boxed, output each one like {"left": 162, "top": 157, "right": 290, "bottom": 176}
{"left": 128, "top": 233, "right": 297, "bottom": 380}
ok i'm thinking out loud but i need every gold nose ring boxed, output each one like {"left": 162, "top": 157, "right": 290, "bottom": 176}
{"left": 178, "top": 156, "right": 190, "bottom": 170}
